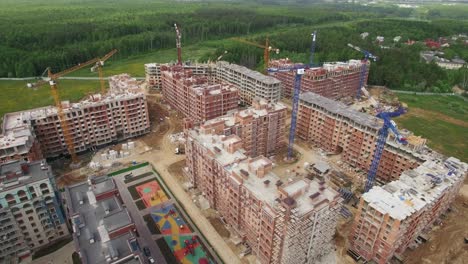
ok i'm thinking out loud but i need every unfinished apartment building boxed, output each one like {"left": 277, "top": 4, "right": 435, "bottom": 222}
{"left": 64, "top": 176, "right": 142, "bottom": 264}
{"left": 269, "top": 59, "right": 367, "bottom": 99}
{"left": 184, "top": 131, "right": 342, "bottom": 264}
{"left": 297, "top": 92, "right": 424, "bottom": 183}
{"left": 0, "top": 122, "right": 43, "bottom": 164}
{"left": 186, "top": 98, "right": 287, "bottom": 158}
{"left": 349, "top": 157, "right": 467, "bottom": 264}
{"left": 160, "top": 65, "right": 239, "bottom": 123}
{"left": 145, "top": 61, "right": 282, "bottom": 104}
{"left": 1, "top": 74, "right": 150, "bottom": 158}
{"left": 0, "top": 160, "right": 69, "bottom": 263}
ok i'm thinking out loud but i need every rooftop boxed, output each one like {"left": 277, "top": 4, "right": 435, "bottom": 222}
{"left": 217, "top": 61, "right": 281, "bottom": 85}
{"left": 187, "top": 131, "right": 247, "bottom": 167}
{"left": 363, "top": 157, "right": 468, "bottom": 221}
{"left": 300, "top": 92, "right": 382, "bottom": 130}
{"left": 66, "top": 178, "right": 136, "bottom": 264}
{"left": 0, "top": 160, "right": 52, "bottom": 192}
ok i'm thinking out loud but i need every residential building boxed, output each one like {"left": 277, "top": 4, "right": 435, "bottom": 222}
{"left": 297, "top": 92, "right": 424, "bottom": 183}
{"left": 1, "top": 75, "right": 150, "bottom": 159}
{"left": 64, "top": 176, "right": 141, "bottom": 264}
{"left": 0, "top": 160, "right": 69, "bottom": 263}
{"left": 184, "top": 131, "right": 342, "bottom": 264}
{"left": 420, "top": 51, "right": 466, "bottom": 70}
{"left": 349, "top": 157, "right": 467, "bottom": 264}
{"left": 0, "top": 122, "right": 43, "bottom": 164}
{"left": 269, "top": 59, "right": 368, "bottom": 99}
{"left": 160, "top": 66, "right": 239, "bottom": 123}
{"left": 145, "top": 61, "right": 282, "bottom": 104}
{"left": 189, "top": 98, "right": 287, "bottom": 157}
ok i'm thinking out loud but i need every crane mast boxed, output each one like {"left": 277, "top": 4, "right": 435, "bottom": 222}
{"left": 175, "top": 23, "right": 182, "bottom": 65}
{"left": 347, "top": 43, "right": 377, "bottom": 99}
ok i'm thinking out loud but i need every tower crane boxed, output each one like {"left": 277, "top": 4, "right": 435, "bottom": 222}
{"left": 309, "top": 31, "right": 317, "bottom": 66}
{"left": 267, "top": 31, "right": 317, "bottom": 160}
{"left": 174, "top": 23, "right": 182, "bottom": 65}
{"left": 347, "top": 43, "right": 377, "bottom": 99}
{"left": 27, "top": 50, "right": 116, "bottom": 165}
{"left": 364, "top": 106, "right": 408, "bottom": 192}
{"left": 232, "top": 37, "right": 279, "bottom": 72}
{"left": 91, "top": 49, "right": 118, "bottom": 94}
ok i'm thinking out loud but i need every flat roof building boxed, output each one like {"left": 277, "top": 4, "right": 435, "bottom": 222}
{"left": 269, "top": 59, "right": 368, "bottom": 99}
{"left": 184, "top": 130, "right": 342, "bottom": 264}
{"left": 160, "top": 66, "right": 239, "bottom": 124}
{"left": 349, "top": 157, "right": 467, "bottom": 264}
{"left": 145, "top": 61, "right": 282, "bottom": 104}
{"left": 297, "top": 92, "right": 425, "bottom": 183}
{"left": 191, "top": 98, "right": 287, "bottom": 158}
{"left": 1, "top": 75, "right": 150, "bottom": 159}
{"left": 0, "top": 160, "right": 69, "bottom": 263}
{"left": 64, "top": 176, "right": 141, "bottom": 264}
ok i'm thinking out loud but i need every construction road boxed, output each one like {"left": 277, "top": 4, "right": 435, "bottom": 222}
{"left": 130, "top": 115, "right": 241, "bottom": 264}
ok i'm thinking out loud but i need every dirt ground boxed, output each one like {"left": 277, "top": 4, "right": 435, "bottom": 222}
{"left": 404, "top": 195, "right": 468, "bottom": 264}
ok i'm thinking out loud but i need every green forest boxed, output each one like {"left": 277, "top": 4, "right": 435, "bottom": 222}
{"left": 1, "top": 0, "right": 468, "bottom": 93}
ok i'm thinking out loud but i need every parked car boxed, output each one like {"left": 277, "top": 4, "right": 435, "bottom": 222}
{"left": 143, "top": 247, "right": 151, "bottom": 257}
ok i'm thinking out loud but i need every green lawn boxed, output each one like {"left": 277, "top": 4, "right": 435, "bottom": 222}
{"left": 68, "top": 43, "right": 218, "bottom": 78}
{"left": 0, "top": 79, "right": 100, "bottom": 119}
{"left": 397, "top": 94, "right": 468, "bottom": 121}
{"left": 395, "top": 94, "right": 468, "bottom": 162}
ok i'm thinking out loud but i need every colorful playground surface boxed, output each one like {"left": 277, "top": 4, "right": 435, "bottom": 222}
{"left": 151, "top": 204, "right": 191, "bottom": 235}
{"left": 136, "top": 180, "right": 168, "bottom": 207}
{"left": 163, "top": 235, "right": 212, "bottom": 264}
{"left": 152, "top": 205, "right": 213, "bottom": 264}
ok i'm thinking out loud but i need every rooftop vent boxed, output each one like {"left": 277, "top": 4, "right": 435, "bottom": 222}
{"left": 275, "top": 180, "right": 283, "bottom": 187}
{"left": 263, "top": 180, "right": 270, "bottom": 186}
{"left": 309, "top": 192, "right": 320, "bottom": 200}
{"left": 240, "top": 169, "right": 249, "bottom": 178}
{"left": 214, "top": 146, "right": 221, "bottom": 153}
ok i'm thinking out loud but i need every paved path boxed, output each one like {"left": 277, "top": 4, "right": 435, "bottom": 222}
{"left": 114, "top": 177, "right": 167, "bottom": 264}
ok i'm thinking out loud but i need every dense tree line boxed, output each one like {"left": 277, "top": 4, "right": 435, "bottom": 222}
{"left": 204, "top": 18, "right": 468, "bottom": 92}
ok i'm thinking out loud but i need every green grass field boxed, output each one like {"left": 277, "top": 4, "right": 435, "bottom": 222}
{"left": 395, "top": 94, "right": 468, "bottom": 161}
{"left": 0, "top": 80, "right": 101, "bottom": 120}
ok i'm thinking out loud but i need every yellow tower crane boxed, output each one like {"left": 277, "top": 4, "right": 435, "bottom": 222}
{"left": 28, "top": 50, "right": 117, "bottom": 165}
{"left": 231, "top": 37, "right": 279, "bottom": 73}
{"left": 91, "top": 49, "right": 118, "bottom": 94}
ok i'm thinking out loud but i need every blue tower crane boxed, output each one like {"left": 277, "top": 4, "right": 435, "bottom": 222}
{"left": 347, "top": 43, "right": 377, "bottom": 99}
{"left": 267, "top": 32, "right": 317, "bottom": 160}
{"left": 365, "top": 106, "right": 408, "bottom": 192}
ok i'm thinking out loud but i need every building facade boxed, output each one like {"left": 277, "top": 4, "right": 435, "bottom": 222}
{"left": 145, "top": 61, "right": 282, "bottom": 104}
{"left": 0, "top": 160, "right": 69, "bottom": 263}
{"left": 160, "top": 66, "right": 239, "bottom": 123}
{"left": 191, "top": 98, "right": 287, "bottom": 158}
{"left": 297, "top": 92, "right": 424, "bottom": 183}
{"left": 1, "top": 75, "right": 150, "bottom": 158}
{"left": 269, "top": 59, "right": 368, "bottom": 99}
{"left": 349, "top": 157, "right": 467, "bottom": 264}
{"left": 184, "top": 131, "right": 342, "bottom": 264}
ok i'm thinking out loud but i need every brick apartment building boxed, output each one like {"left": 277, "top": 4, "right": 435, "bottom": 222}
{"left": 297, "top": 92, "right": 424, "bottom": 183}
{"left": 269, "top": 59, "right": 368, "bottom": 99}
{"left": 184, "top": 131, "right": 342, "bottom": 264}
{"left": 145, "top": 61, "right": 282, "bottom": 104}
{"left": 1, "top": 75, "right": 150, "bottom": 159}
{"left": 0, "top": 160, "right": 69, "bottom": 263}
{"left": 187, "top": 98, "right": 287, "bottom": 158}
{"left": 160, "top": 66, "right": 239, "bottom": 123}
{"left": 349, "top": 157, "right": 467, "bottom": 263}
{"left": 64, "top": 176, "right": 142, "bottom": 264}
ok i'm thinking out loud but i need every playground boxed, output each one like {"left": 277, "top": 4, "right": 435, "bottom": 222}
{"left": 151, "top": 204, "right": 191, "bottom": 235}
{"left": 135, "top": 180, "right": 168, "bottom": 207}
{"left": 163, "top": 235, "right": 212, "bottom": 264}
{"left": 151, "top": 205, "right": 212, "bottom": 264}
